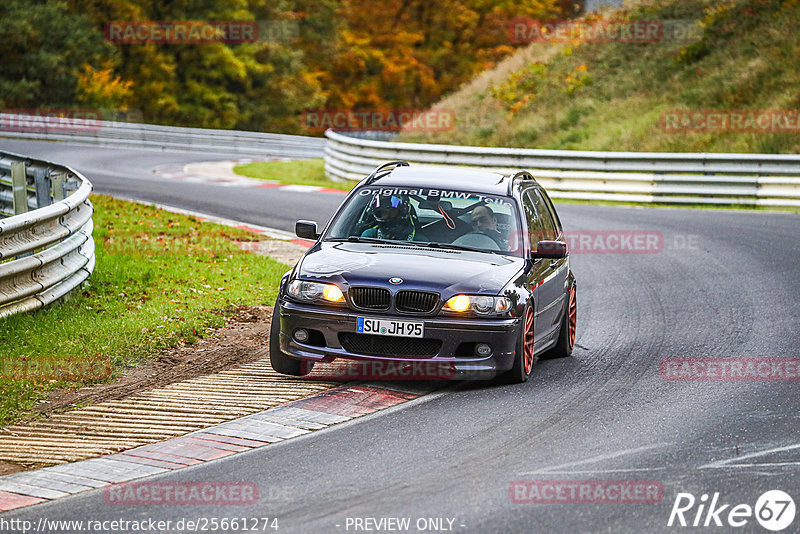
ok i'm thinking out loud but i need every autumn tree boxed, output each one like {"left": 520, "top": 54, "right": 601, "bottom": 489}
{"left": 2, "top": 0, "right": 570, "bottom": 133}
{"left": 0, "top": 0, "right": 118, "bottom": 109}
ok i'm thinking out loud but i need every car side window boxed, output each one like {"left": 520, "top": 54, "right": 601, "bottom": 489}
{"left": 533, "top": 190, "right": 558, "bottom": 240}
{"left": 538, "top": 189, "right": 563, "bottom": 236}
{"left": 522, "top": 189, "right": 546, "bottom": 248}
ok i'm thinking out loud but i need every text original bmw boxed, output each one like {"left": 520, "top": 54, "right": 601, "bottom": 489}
{"left": 269, "top": 162, "right": 577, "bottom": 383}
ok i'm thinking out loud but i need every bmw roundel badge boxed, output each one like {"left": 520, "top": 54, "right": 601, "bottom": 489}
{"left": 389, "top": 277, "right": 403, "bottom": 285}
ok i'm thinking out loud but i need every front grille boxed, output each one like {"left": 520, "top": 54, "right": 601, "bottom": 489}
{"left": 395, "top": 290, "right": 439, "bottom": 313}
{"left": 339, "top": 333, "right": 442, "bottom": 357}
{"left": 350, "top": 287, "right": 390, "bottom": 310}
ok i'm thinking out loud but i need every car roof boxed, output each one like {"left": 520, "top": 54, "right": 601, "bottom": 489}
{"left": 372, "top": 166, "right": 513, "bottom": 196}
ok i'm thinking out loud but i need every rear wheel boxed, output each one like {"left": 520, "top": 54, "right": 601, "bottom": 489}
{"left": 541, "top": 283, "right": 576, "bottom": 360}
{"left": 504, "top": 304, "right": 535, "bottom": 383}
{"left": 269, "top": 298, "right": 313, "bottom": 376}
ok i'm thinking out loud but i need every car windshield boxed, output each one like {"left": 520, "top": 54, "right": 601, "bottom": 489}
{"left": 325, "top": 186, "right": 523, "bottom": 256}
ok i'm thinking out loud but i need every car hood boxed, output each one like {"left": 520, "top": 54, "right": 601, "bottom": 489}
{"left": 296, "top": 242, "right": 525, "bottom": 295}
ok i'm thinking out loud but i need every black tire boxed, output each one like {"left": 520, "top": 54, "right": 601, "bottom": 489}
{"left": 269, "top": 298, "right": 313, "bottom": 376}
{"left": 541, "top": 283, "right": 576, "bottom": 360}
{"left": 503, "top": 303, "right": 535, "bottom": 384}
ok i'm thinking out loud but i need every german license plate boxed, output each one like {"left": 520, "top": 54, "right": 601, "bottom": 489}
{"left": 357, "top": 317, "right": 424, "bottom": 338}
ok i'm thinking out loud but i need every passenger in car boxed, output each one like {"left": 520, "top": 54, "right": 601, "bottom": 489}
{"left": 470, "top": 205, "right": 508, "bottom": 249}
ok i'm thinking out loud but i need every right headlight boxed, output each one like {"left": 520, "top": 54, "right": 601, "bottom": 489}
{"left": 286, "top": 280, "right": 346, "bottom": 305}
{"left": 441, "top": 295, "right": 512, "bottom": 316}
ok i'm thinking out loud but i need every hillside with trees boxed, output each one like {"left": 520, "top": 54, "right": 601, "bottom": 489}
{"left": 0, "top": 0, "right": 571, "bottom": 134}
{"left": 397, "top": 0, "right": 800, "bottom": 154}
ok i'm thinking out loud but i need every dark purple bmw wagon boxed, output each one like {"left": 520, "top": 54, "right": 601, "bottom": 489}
{"left": 270, "top": 162, "right": 576, "bottom": 383}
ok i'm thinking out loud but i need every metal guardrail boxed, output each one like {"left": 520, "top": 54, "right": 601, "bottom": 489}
{"left": 0, "top": 113, "right": 325, "bottom": 159}
{"left": 0, "top": 152, "right": 94, "bottom": 318}
{"left": 324, "top": 130, "right": 800, "bottom": 207}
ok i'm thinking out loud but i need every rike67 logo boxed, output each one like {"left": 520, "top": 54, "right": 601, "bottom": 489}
{"left": 668, "top": 490, "right": 795, "bottom": 531}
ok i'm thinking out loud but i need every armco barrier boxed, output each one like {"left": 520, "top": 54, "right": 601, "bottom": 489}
{"left": 0, "top": 113, "right": 325, "bottom": 159}
{"left": 324, "top": 130, "right": 800, "bottom": 207}
{"left": 0, "top": 152, "right": 94, "bottom": 318}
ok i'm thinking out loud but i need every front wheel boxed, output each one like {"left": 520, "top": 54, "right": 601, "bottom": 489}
{"left": 541, "top": 283, "right": 576, "bottom": 360}
{"left": 504, "top": 304, "right": 535, "bottom": 384}
{"left": 269, "top": 298, "right": 313, "bottom": 376}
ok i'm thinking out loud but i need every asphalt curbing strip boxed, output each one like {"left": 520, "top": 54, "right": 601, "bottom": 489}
{"left": 0, "top": 383, "right": 442, "bottom": 512}
{"left": 0, "top": 192, "right": 450, "bottom": 513}
{"left": 153, "top": 159, "right": 349, "bottom": 194}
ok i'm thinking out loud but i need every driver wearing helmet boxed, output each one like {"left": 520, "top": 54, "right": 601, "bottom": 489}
{"left": 361, "top": 194, "right": 421, "bottom": 241}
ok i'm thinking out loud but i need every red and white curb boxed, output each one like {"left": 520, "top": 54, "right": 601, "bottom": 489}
{"left": 0, "top": 383, "right": 440, "bottom": 512}
{"left": 0, "top": 201, "right": 447, "bottom": 513}
{"left": 153, "top": 159, "right": 348, "bottom": 194}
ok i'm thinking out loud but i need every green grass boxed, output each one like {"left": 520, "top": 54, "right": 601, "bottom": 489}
{"left": 398, "top": 0, "right": 800, "bottom": 154}
{"left": 0, "top": 195, "right": 287, "bottom": 426}
{"left": 234, "top": 159, "right": 358, "bottom": 190}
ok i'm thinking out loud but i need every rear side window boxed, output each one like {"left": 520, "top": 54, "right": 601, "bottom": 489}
{"left": 533, "top": 190, "right": 558, "bottom": 239}
{"left": 523, "top": 189, "right": 557, "bottom": 245}
{"left": 538, "top": 189, "right": 563, "bottom": 235}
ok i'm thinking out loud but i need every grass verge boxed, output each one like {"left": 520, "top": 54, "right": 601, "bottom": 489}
{"left": 0, "top": 195, "right": 287, "bottom": 427}
{"left": 233, "top": 159, "right": 357, "bottom": 191}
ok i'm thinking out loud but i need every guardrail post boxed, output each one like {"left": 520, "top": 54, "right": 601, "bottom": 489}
{"left": 11, "top": 162, "right": 28, "bottom": 215}
{"left": 64, "top": 174, "right": 79, "bottom": 196}
{"left": 51, "top": 172, "right": 66, "bottom": 201}
{"left": 34, "top": 168, "right": 52, "bottom": 208}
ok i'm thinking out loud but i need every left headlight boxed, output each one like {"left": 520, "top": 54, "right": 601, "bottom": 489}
{"left": 442, "top": 295, "right": 512, "bottom": 316}
{"left": 286, "top": 280, "right": 345, "bottom": 305}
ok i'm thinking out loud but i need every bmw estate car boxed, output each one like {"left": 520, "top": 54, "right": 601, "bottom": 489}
{"left": 270, "top": 162, "right": 577, "bottom": 383}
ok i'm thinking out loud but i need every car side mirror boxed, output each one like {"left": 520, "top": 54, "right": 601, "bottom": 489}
{"left": 295, "top": 220, "right": 320, "bottom": 240}
{"left": 533, "top": 240, "right": 567, "bottom": 259}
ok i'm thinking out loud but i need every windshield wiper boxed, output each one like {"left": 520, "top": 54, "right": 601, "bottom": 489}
{"left": 328, "top": 236, "right": 420, "bottom": 246}
{"left": 420, "top": 241, "right": 508, "bottom": 256}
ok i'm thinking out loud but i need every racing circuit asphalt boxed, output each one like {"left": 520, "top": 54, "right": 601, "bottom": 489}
{"left": 1, "top": 139, "right": 799, "bottom": 533}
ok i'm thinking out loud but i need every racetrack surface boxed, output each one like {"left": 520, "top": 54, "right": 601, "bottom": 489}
{"left": 2, "top": 139, "right": 799, "bottom": 533}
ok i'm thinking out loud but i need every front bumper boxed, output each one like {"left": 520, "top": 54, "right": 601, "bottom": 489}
{"left": 276, "top": 299, "right": 520, "bottom": 379}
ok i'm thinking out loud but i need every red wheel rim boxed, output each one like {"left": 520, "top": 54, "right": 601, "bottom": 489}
{"left": 568, "top": 285, "right": 577, "bottom": 349}
{"left": 524, "top": 307, "right": 535, "bottom": 375}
